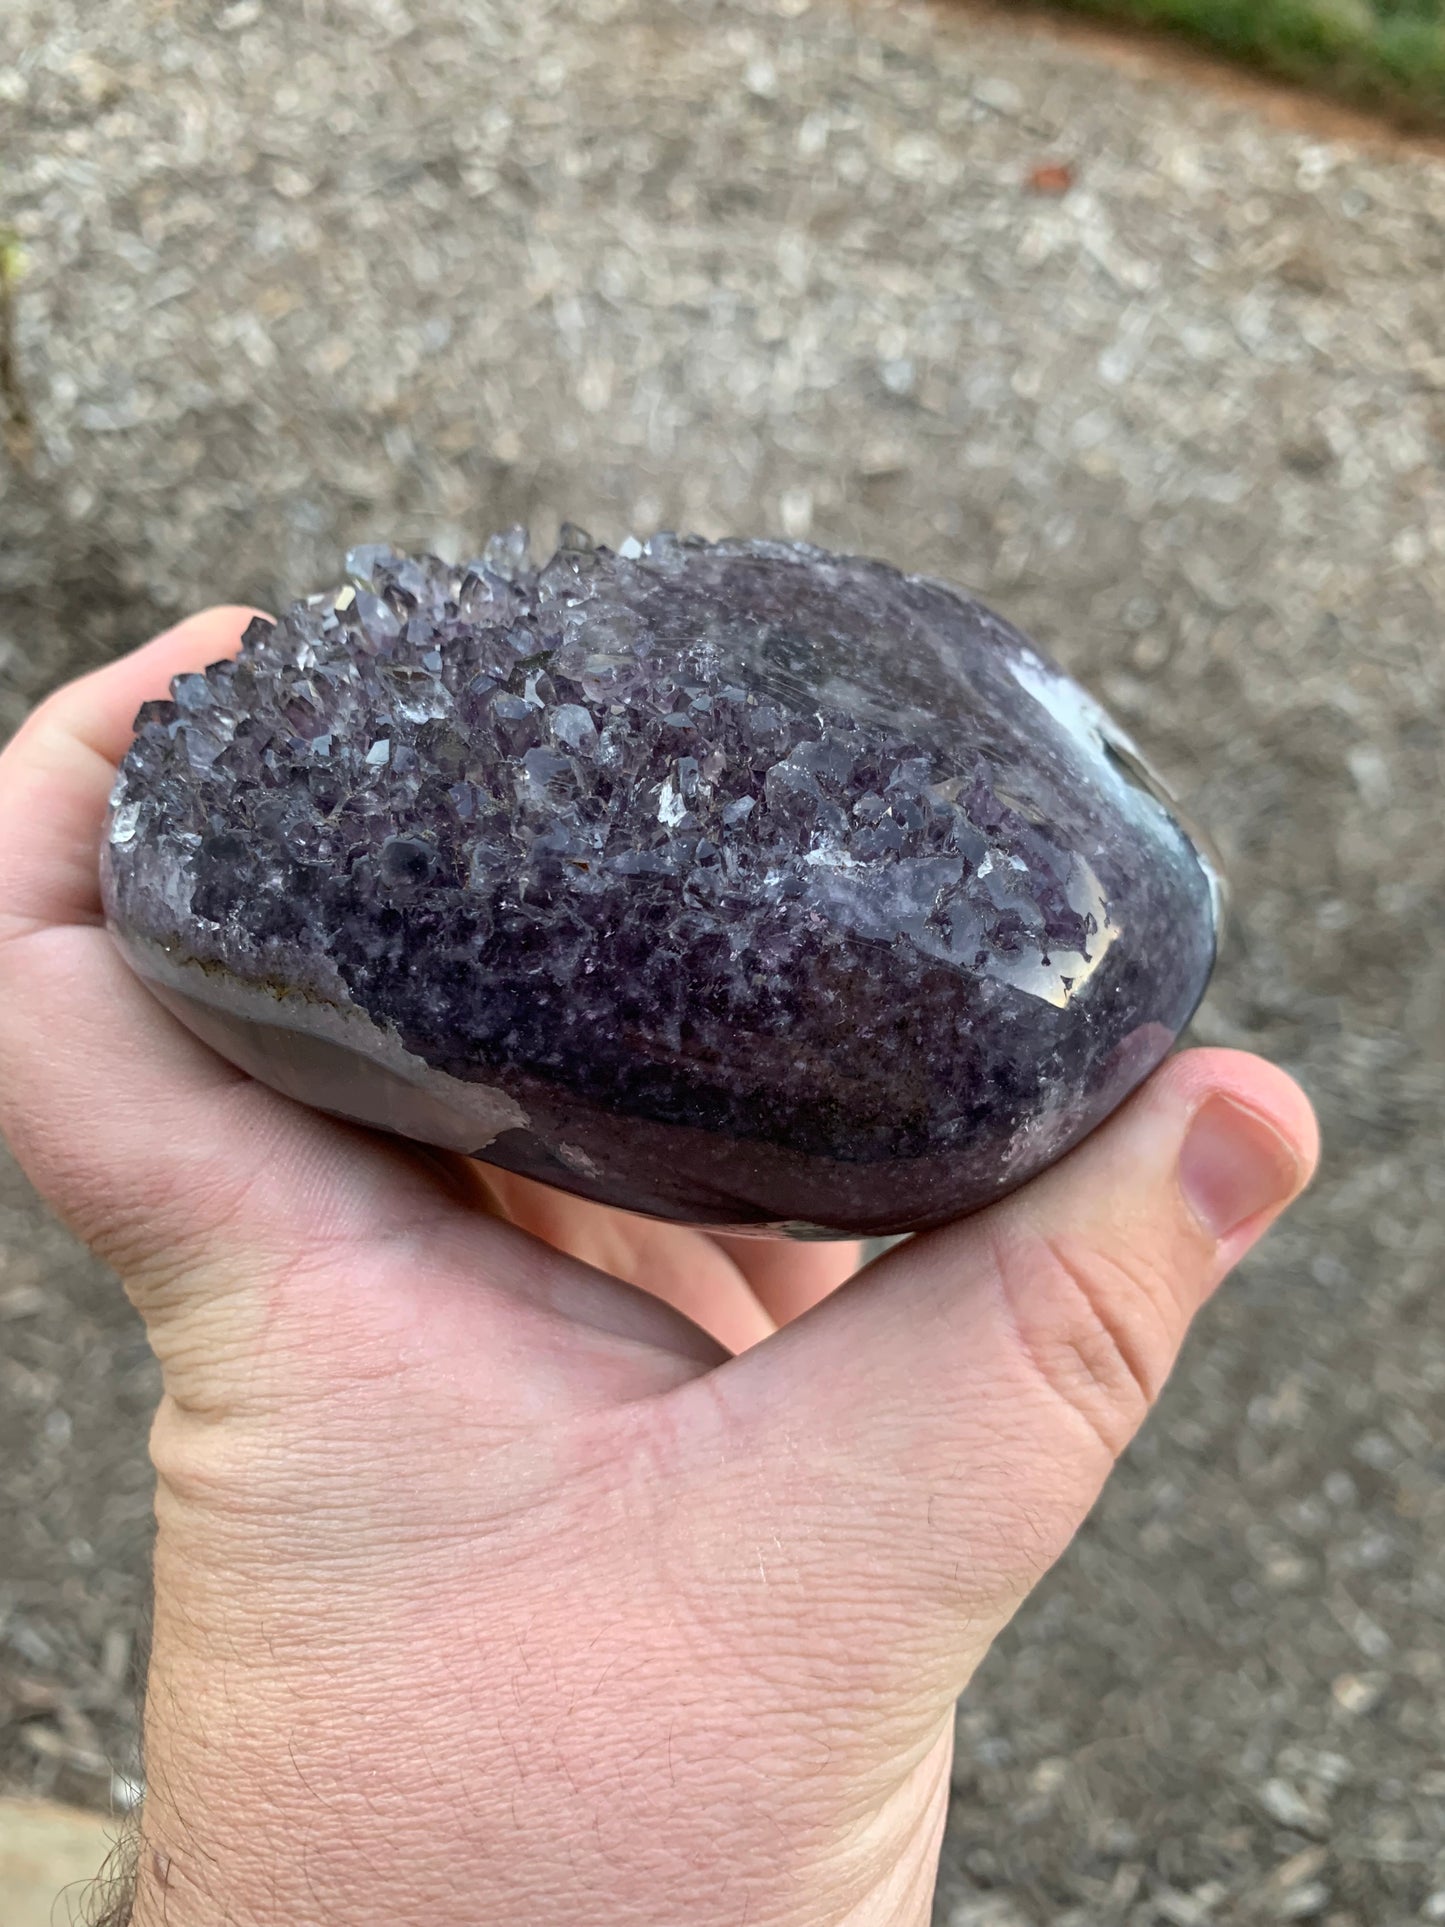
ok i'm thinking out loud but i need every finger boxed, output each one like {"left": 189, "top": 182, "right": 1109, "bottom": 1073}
{"left": 484, "top": 1178, "right": 864, "bottom": 1339}
{"left": 710, "top": 1234, "right": 865, "bottom": 1327}
{"left": 478, "top": 1173, "right": 862, "bottom": 1345}
{"left": 719, "top": 1050, "right": 1318, "bottom": 1682}
{"left": 0, "top": 609, "right": 261, "bottom": 939}
{"left": 480, "top": 1168, "right": 777, "bottom": 1354}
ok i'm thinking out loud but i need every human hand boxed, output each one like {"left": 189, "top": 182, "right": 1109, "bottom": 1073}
{"left": 0, "top": 610, "right": 1318, "bottom": 1927}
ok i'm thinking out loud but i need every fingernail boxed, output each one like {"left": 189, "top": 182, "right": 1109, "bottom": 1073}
{"left": 1179, "top": 1096, "right": 1305, "bottom": 1242}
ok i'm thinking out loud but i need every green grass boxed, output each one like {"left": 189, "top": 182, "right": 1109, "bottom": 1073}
{"left": 1055, "top": 0, "right": 1445, "bottom": 126}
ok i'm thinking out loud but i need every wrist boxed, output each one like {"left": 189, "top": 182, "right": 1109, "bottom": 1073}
{"left": 127, "top": 1550, "right": 949, "bottom": 1927}
{"left": 130, "top": 1501, "right": 435, "bottom": 1926}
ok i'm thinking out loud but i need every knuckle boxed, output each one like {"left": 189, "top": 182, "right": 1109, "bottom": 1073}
{"left": 992, "top": 1223, "right": 1187, "bottom": 1459}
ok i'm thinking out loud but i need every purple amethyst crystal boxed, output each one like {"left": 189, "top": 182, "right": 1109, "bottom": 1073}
{"left": 101, "top": 531, "right": 1219, "bottom": 1237}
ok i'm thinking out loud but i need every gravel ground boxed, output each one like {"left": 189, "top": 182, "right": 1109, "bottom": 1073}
{"left": 1, "top": 1, "right": 1443, "bottom": 1922}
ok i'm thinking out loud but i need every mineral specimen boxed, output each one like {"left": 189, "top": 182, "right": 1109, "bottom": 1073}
{"left": 102, "top": 531, "right": 1220, "bottom": 1237}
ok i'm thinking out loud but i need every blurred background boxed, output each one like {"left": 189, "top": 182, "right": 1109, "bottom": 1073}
{"left": 1, "top": 1, "right": 1442, "bottom": 1923}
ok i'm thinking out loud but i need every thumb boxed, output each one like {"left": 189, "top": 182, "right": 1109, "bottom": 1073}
{"left": 723, "top": 1049, "right": 1318, "bottom": 1687}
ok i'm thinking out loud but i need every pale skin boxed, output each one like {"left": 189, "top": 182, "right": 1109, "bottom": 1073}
{"left": 0, "top": 610, "right": 1319, "bottom": 1927}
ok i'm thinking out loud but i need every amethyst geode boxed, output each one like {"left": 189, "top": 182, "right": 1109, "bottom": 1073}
{"left": 102, "top": 530, "right": 1219, "bottom": 1237}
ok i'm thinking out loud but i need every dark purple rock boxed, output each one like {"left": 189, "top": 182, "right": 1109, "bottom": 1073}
{"left": 101, "top": 531, "right": 1219, "bottom": 1237}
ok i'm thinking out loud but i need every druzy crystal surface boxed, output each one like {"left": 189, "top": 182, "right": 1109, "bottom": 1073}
{"left": 102, "top": 531, "right": 1219, "bottom": 1237}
